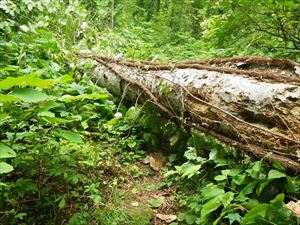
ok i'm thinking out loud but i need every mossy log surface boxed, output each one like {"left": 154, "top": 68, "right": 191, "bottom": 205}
{"left": 78, "top": 53, "right": 300, "bottom": 174}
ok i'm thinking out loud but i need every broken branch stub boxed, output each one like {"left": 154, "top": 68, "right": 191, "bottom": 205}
{"left": 79, "top": 53, "right": 300, "bottom": 174}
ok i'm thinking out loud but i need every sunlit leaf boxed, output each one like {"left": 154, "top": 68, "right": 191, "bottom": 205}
{"left": 0, "top": 74, "right": 54, "bottom": 90}
{"left": 181, "top": 163, "right": 201, "bottom": 178}
{"left": 202, "top": 186, "right": 225, "bottom": 202}
{"left": 201, "top": 196, "right": 222, "bottom": 217}
{"left": 59, "top": 93, "right": 109, "bottom": 102}
{"left": 81, "top": 120, "right": 89, "bottom": 129}
{"left": 20, "top": 25, "right": 30, "bottom": 32}
{"left": 0, "top": 65, "right": 19, "bottom": 71}
{"left": 268, "top": 170, "right": 286, "bottom": 179}
{"left": 0, "top": 162, "right": 14, "bottom": 174}
{"left": 55, "top": 74, "right": 73, "bottom": 83}
{"left": 0, "top": 143, "right": 16, "bottom": 159}
{"left": 38, "top": 111, "right": 55, "bottom": 117}
{"left": 9, "top": 88, "right": 49, "bottom": 102}
{"left": 214, "top": 175, "right": 227, "bottom": 181}
{"left": 221, "top": 192, "right": 234, "bottom": 207}
{"left": 0, "top": 94, "right": 21, "bottom": 102}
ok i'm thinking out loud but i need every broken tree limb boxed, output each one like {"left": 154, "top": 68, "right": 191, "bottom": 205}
{"left": 77, "top": 53, "right": 300, "bottom": 174}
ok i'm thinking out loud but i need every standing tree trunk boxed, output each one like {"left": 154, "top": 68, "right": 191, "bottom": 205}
{"left": 78, "top": 53, "right": 300, "bottom": 174}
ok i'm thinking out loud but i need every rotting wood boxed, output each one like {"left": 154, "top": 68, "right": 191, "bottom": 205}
{"left": 77, "top": 52, "right": 300, "bottom": 174}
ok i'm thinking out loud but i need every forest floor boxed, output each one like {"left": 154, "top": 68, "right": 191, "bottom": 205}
{"left": 113, "top": 157, "right": 180, "bottom": 225}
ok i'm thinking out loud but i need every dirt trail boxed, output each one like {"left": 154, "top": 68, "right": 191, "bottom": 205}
{"left": 120, "top": 160, "right": 180, "bottom": 225}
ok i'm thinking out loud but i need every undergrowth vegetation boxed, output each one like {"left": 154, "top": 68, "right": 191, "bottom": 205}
{"left": 0, "top": 0, "right": 299, "bottom": 224}
{"left": 166, "top": 134, "right": 300, "bottom": 224}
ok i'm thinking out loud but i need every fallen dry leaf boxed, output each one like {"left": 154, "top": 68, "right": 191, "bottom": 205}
{"left": 149, "top": 152, "right": 167, "bottom": 171}
{"left": 131, "top": 201, "right": 139, "bottom": 207}
{"left": 286, "top": 200, "right": 300, "bottom": 218}
{"left": 156, "top": 213, "right": 177, "bottom": 223}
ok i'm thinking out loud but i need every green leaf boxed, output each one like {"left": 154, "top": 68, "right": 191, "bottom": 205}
{"left": 89, "top": 194, "right": 102, "bottom": 204}
{"left": 0, "top": 74, "right": 53, "bottom": 90}
{"left": 148, "top": 198, "right": 165, "bottom": 208}
{"left": 241, "top": 204, "right": 269, "bottom": 225}
{"left": 202, "top": 185, "right": 225, "bottom": 201}
{"left": 0, "top": 182, "right": 8, "bottom": 187}
{"left": 214, "top": 175, "right": 227, "bottom": 181}
{"left": 241, "top": 199, "right": 259, "bottom": 209}
{"left": 247, "top": 161, "right": 262, "bottom": 179}
{"left": 58, "top": 197, "right": 65, "bottom": 209}
{"left": 270, "top": 193, "right": 284, "bottom": 205}
{"left": 0, "top": 162, "right": 14, "bottom": 174}
{"left": 181, "top": 163, "right": 201, "bottom": 179}
{"left": 240, "top": 182, "right": 257, "bottom": 196}
{"left": 184, "top": 147, "right": 198, "bottom": 160}
{"left": 127, "top": 141, "right": 137, "bottom": 148}
{"left": 59, "top": 93, "right": 108, "bottom": 102}
{"left": 0, "top": 94, "right": 21, "bottom": 102}
{"left": 0, "top": 143, "right": 16, "bottom": 158}
{"left": 272, "top": 160, "right": 285, "bottom": 171}
{"left": 267, "top": 195, "right": 292, "bottom": 222}
{"left": 38, "top": 111, "right": 55, "bottom": 117}
{"left": 37, "top": 101, "right": 61, "bottom": 112}
{"left": 56, "top": 74, "right": 73, "bottom": 83}
{"left": 0, "top": 65, "right": 19, "bottom": 71}
{"left": 0, "top": 112, "right": 9, "bottom": 121}
{"left": 236, "top": 182, "right": 257, "bottom": 201}
{"left": 51, "top": 129, "right": 83, "bottom": 143}
{"left": 256, "top": 180, "right": 271, "bottom": 196}
{"left": 40, "top": 116, "right": 68, "bottom": 124}
{"left": 221, "top": 168, "right": 242, "bottom": 176}
{"left": 201, "top": 196, "right": 222, "bottom": 217}
{"left": 20, "top": 25, "right": 30, "bottom": 32}
{"left": 15, "top": 212, "right": 27, "bottom": 220}
{"left": 232, "top": 174, "right": 247, "bottom": 185}
{"left": 168, "top": 154, "right": 177, "bottom": 163}
{"left": 285, "top": 176, "right": 296, "bottom": 193}
{"left": 81, "top": 120, "right": 89, "bottom": 129}
{"left": 177, "top": 212, "right": 197, "bottom": 224}
{"left": 221, "top": 192, "right": 234, "bottom": 207}
{"left": 268, "top": 169, "right": 286, "bottom": 179}
{"left": 169, "top": 223, "right": 178, "bottom": 225}
{"left": 106, "top": 118, "right": 119, "bottom": 126}
{"left": 125, "top": 106, "right": 141, "bottom": 121}
{"left": 9, "top": 88, "right": 49, "bottom": 102}
{"left": 224, "top": 213, "right": 242, "bottom": 225}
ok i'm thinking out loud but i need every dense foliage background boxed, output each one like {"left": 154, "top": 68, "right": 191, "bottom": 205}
{"left": 0, "top": 0, "right": 299, "bottom": 224}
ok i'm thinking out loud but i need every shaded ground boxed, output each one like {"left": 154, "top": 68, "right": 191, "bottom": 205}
{"left": 119, "top": 161, "right": 180, "bottom": 225}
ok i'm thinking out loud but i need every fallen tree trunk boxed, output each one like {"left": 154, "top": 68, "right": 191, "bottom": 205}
{"left": 78, "top": 53, "right": 300, "bottom": 174}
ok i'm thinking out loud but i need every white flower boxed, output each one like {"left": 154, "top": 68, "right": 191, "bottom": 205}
{"left": 114, "top": 112, "right": 123, "bottom": 119}
{"left": 81, "top": 22, "right": 88, "bottom": 30}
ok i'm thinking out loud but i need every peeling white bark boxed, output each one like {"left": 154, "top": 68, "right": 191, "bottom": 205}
{"left": 90, "top": 58, "right": 300, "bottom": 173}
